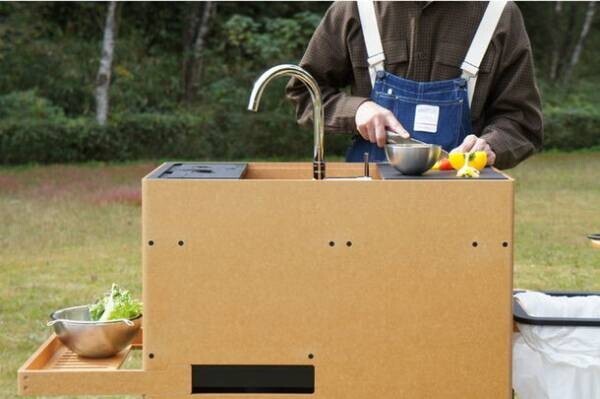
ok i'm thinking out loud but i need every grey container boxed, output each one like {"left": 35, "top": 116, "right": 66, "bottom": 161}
{"left": 48, "top": 305, "right": 142, "bottom": 358}
{"left": 384, "top": 144, "right": 441, "bottom": 175}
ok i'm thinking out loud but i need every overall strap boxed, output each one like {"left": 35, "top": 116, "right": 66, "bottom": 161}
{"left": 357, "top": 0, "right": 385, "bottom": 87}
{"left": 461, "top": 1, "right": 508, "bottom": 106}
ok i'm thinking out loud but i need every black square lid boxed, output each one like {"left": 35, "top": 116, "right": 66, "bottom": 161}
{"left": 155, "top": 163, "right": 248, "bottom": 179}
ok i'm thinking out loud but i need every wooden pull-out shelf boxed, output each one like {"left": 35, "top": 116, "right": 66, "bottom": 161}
{"left": 18, "top": 332, "right": 188, "bottom": 397}
{"left": 26, "top": 335, "right": 133, "bottom": 371}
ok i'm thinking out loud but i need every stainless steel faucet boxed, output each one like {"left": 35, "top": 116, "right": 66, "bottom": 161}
{"left": 248, "top": 64, "right": 325, "bottom": 180}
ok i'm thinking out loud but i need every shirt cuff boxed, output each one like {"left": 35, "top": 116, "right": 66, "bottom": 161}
{"left": 480, "top": 129, "right": 510, "bottom": 169}
{"left": 333, "top": 96, "right": 371, "bottom": 133}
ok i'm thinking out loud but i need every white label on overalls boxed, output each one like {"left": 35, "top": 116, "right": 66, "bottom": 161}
{"left": 414, "top": 104, "right": 439, "bottom": 133}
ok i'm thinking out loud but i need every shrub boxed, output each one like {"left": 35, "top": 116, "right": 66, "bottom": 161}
{"left": 0, "top": 91, "right": 65, "bottom": 120}
{"left": 0, "top": 108, "right": 353, "bottom": 164}
{"left": 543, "top": 107, "right": 600, "bottom": 150}
{"left": 0, "top": 113, "right": 213, "bottom": 164}
{"left": 4, "top": 107, "right": 599, "bottom": 165}
{"left": 1, "top": 102, "right": 599, "bottom": 165}
{"left": 7, "top": 83, "right": 599, "bottom": 165}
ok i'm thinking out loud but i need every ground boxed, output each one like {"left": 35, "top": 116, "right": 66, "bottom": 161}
{"left": 1, "top": 152, "right": 599, "bottom": 398}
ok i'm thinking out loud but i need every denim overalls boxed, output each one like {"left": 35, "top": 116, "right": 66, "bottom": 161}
{"left": 347, "top": 1, "right": 507, "bottom": 162}
{"left": 346, "top": 71, "right": 471, "bottom": 162}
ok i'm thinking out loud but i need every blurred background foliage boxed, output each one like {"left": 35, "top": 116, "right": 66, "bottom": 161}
{"left": 0, "top": 1, "right": 598, "bottom": 164}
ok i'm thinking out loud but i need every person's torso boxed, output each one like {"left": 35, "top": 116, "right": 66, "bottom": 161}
{"left": 347, "top": 1, "right": 503, "bottom": 135}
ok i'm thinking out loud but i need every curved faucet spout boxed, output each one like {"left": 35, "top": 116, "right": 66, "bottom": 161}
{"left": 248, "top": 64, "right": 325, "bottom": 180}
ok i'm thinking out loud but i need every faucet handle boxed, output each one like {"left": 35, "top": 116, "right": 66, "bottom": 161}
{"left": 363, "top": 152, "right": 370, "bottom": 178}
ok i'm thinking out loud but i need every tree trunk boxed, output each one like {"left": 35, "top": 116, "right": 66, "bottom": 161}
{"left": 182, "top": 3, "right": 202, "bottom": 102}
{"left": 183, "top": 1, "right": 215, "bottom": 104}
{"left": 549, "top": 2, "right": 562, "bottom": 81}
{"left": 557, "top": 3, "right": 579, "bottom": 79}
{"left": 95, "top": 1, "right": 118, "bottom": 125}
{"left": 563, "top": 1, "right": 596, "bottom": 83}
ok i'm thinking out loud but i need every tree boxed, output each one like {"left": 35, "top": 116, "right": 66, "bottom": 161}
{"left": 549, "top": 2, "right": 563, "bottom": 81}
{"left": 563, "top": 1, "right": 596, "bottom": 83}
{"left": 181, "top": 1, "right": 216, "bottom": 104}
{"left": 95, "top": 1, "right": 118, "bottom": 125}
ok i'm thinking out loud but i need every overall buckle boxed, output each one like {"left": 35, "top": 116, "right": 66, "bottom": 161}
{"left": 368, "top": 52, "right": 386, "bottom": 69}
{"left": 460, "top": 61, "right": 479, "bottom": 80}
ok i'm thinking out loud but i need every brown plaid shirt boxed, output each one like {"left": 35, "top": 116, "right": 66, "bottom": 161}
{"left": 285, "top": 1, "right": 543, "bottom": 169}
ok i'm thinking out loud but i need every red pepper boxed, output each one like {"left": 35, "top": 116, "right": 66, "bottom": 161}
{"left": 438, "top": 158, "right": 453, "bottom": 171}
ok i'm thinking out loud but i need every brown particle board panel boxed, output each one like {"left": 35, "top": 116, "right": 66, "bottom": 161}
{"left": 141, "top": 162, "right": 514, "bottom": 399}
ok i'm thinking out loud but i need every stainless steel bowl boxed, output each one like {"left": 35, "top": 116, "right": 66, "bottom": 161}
{"left": 384, "top": 143, "right": 442, "bottom": 175}
{"left": 48, "top": 305, "right": 142, "bottom": 358}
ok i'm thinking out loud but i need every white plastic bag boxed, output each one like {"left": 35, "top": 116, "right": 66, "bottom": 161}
{"left": 513, "top": 291, "right": 600, "bottom": 399}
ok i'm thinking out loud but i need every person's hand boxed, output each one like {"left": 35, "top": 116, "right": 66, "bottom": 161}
{"left": 355, "top": 101, "right": 409, "bottom": 147}
{"left": 452, "top": 134, "right": 496, "bottom": 166}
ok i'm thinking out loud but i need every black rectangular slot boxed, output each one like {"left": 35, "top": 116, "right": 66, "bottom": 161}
{"left": 191, "top": 365, "right": 315, "bottom": 394}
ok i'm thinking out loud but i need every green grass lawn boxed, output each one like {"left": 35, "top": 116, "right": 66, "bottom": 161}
{"left": 1, "top": 152, "right": 599, "bottom": 398}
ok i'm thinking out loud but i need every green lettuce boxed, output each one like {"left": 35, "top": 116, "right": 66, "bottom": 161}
{"left": 88, "top": 283, "right": 143, "bottom": 321}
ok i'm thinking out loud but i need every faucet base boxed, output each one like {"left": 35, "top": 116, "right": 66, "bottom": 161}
{"left": 313, "top": 161, "right": 326, "bottom": 180}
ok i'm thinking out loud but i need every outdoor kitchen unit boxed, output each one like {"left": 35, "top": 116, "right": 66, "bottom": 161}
{"left": 18, "top": 65, "right": 514, "bottom": 398}
{"left": 18, "top": 160, "right": 514, "bottom": 398}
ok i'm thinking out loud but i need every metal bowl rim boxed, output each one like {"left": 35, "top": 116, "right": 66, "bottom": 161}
{"left": 385, "top": 143, "right": 441, "bottom": 149}
{"left": 50, "top": 304, "right": 143, "bottom": 325}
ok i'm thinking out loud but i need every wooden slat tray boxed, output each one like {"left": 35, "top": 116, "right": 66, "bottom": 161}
{"left": 26, "top": 334, "right": 132, "bottom": 371}
{"left": 18, "top": 329, "right": 188, "bottom": 397}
